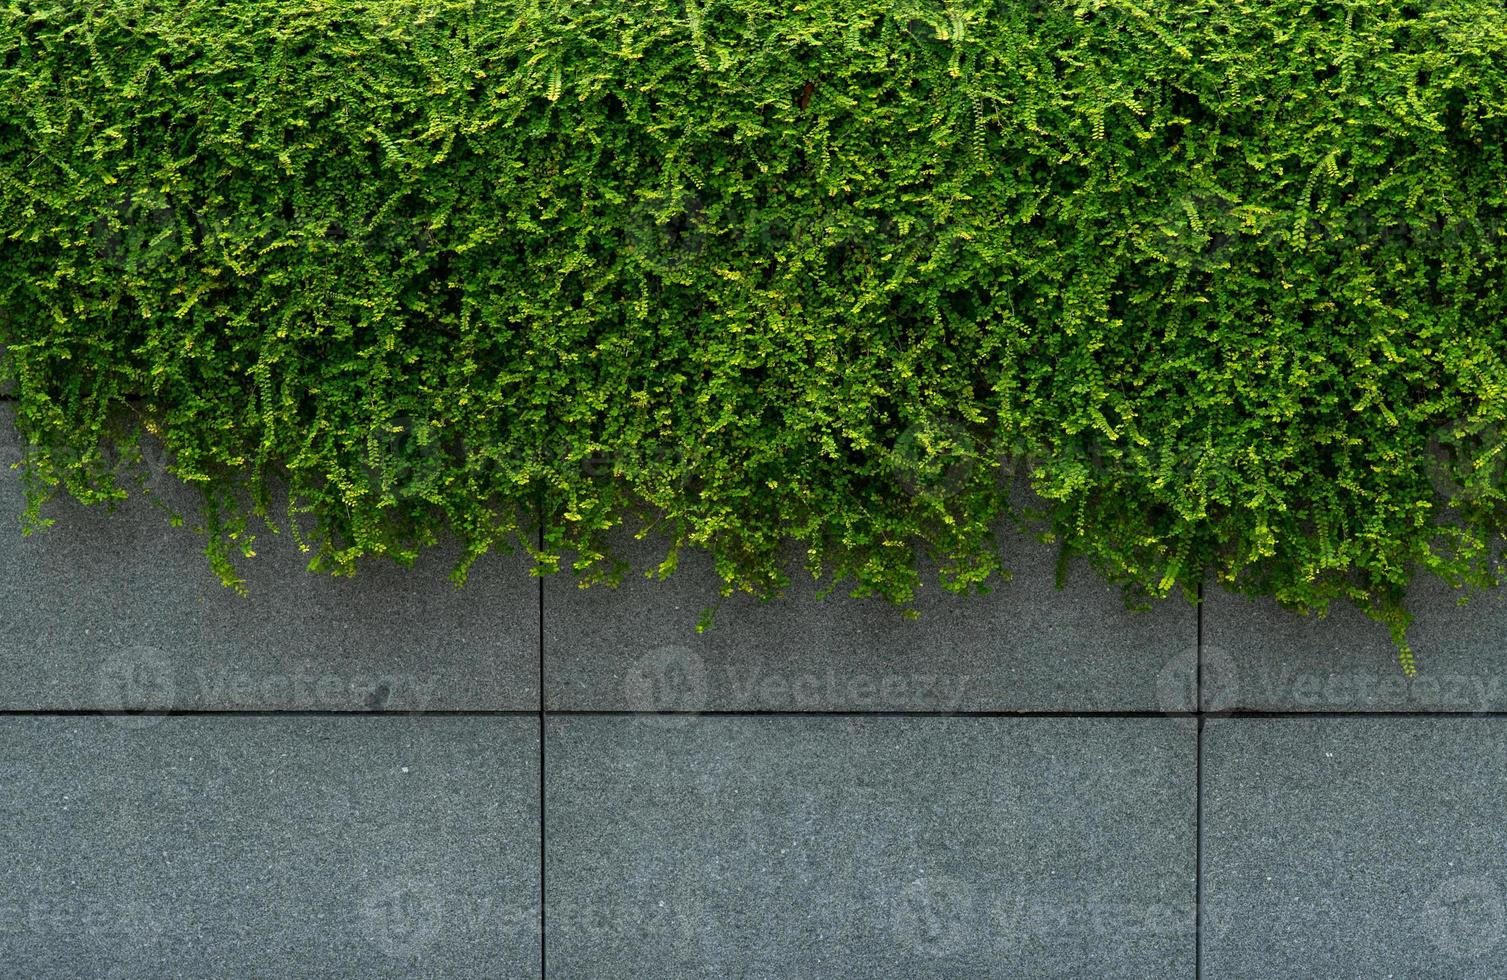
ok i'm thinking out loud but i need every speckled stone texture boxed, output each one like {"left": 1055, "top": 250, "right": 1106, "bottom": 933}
{"left": 545, "top": 529, "right": 1197, "bottom": 713}
{"left": 0, "top": 404, "right": 539, "bottom": 711}
{"left": 544, "top": 715, "right": 1196, "bottom": 979}
{"left": 0, "top": 716, "right": 541, "bottom": 979}
{"left": 1203, "top": 582, "right": 1507, "bottom": 712}
{"left": 1202, "top": 717, "right": 1507, "bottom": 978}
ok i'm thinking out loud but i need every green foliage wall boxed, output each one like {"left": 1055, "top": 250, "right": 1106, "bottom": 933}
{"left": 4, "top": 0, "right": 1507, "bottom": 668}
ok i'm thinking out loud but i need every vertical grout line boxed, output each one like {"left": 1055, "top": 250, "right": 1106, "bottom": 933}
{"left": 1196, "top": 580, "right": 1204, "bottom": 715}
{"left": 537, "top": 502, "right": 547, "bottom": 979}
{"left": 1194, "top": 578, "right": 1204, "bottom": 980}
{"left": 1195, "top": 715, "right": 1204, "bottom": 980}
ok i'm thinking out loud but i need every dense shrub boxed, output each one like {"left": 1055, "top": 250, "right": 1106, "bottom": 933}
{"left": 4, "top": 0, "right": 1507, "bottom": 669}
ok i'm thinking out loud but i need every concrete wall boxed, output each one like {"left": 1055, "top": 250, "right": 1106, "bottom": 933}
{"left": 4, "top": 404, "right": 1506, "bottom": 977}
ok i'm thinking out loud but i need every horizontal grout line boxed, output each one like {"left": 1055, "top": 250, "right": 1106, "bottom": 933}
{"left": 544, "top": 708, "right": 1196, "bottom": 719}
{"left": 1216, "top": 709, "right": 1507, "bottom": 719}
{"left": 0, "top": 708, "right": 540, "bottom": 718}
{"left": 544, "top": 708, "right": 1507, "bottom": 719}
{"left": 5, "top": 707, "right": 1507, "bottom": 720}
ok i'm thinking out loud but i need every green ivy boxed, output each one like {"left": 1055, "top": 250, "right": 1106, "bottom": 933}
{"left": 5, "top": 0, "right": 1507, "bottom": 672}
